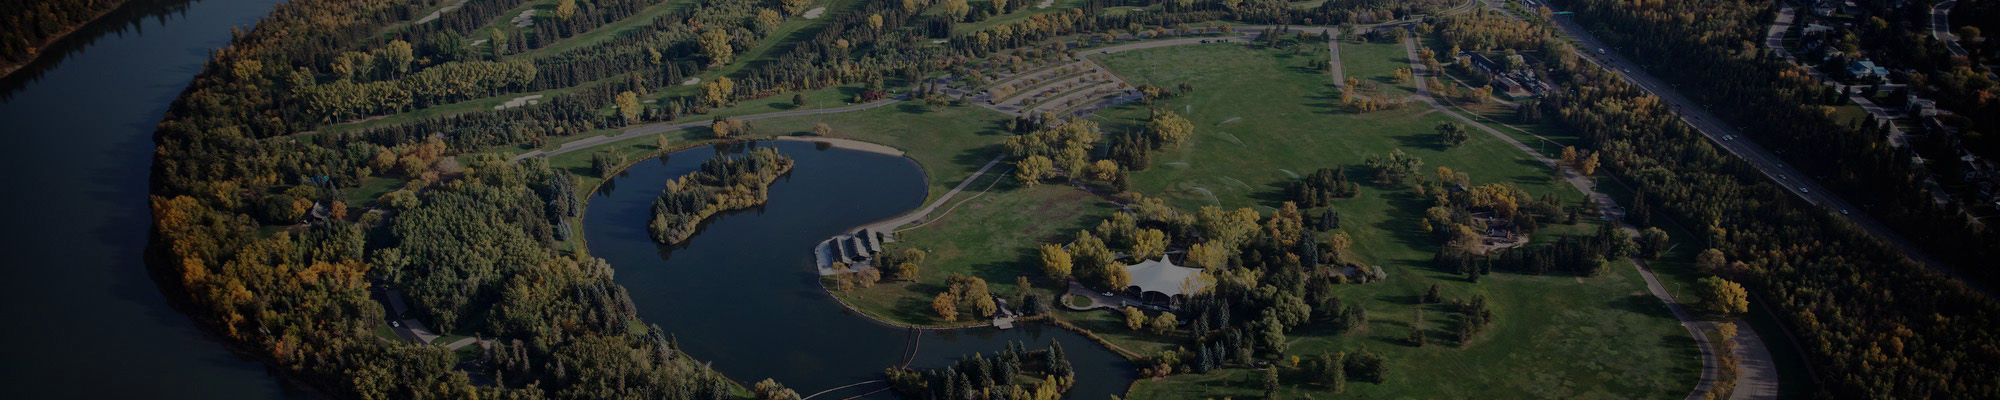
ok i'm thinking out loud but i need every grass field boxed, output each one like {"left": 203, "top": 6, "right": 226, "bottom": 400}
{"left": 835, "top": 181, "right": 1119, "bottom": 325}
{"left": 1338, "top": 38, "right": 1418, "bottom": 98}
{"left": 1069, "top": 41, "right": 1699, "bottom": 399}
{"left": 1090, "top": 43, "right": 1581, "bottom": 267}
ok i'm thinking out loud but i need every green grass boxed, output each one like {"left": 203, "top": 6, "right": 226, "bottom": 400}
{"left": 1337, "top": 38, "right": 1417, "bottom": 98}
{"left": 836, "top": 182, "right": 1117, "bottom": 325}
{"left": 344, "top": 176, "right": 409, "bottom": 207}
{"left": 1828, "top": 104, "right": 1870, "bottom": 126}
{"left": 1091, "top": 43, "right": 1582, "bottom": 267}
{"left": 744, "top": 101, "right": 1015, "bottom": 204}
{"left": 1072, "top": 40, "right": 1699, "bottom": 399}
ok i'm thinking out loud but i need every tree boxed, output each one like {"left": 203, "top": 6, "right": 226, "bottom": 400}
{"left": 1101, "top": 261, "right": 1131, "bottom": 292}
{"left": 934, "top": 293, "right": 960, "bottom": 321}
{"left": 1698, "top": 276, "right": 1749, "bottom": 315}
{"left": 1091, "top": 160, "right": 1120, "bottom": 182}
{"left": 1131, "top": 229, "right": 1167, "bottom": 260}
{"left": 792, "top": 93, "right": 808, "bottom": 107}
{"left": 1315, "top": 352, "right": 1345, "bottom": 391}
{"left": 1040, "top": 244, "right": 1073, "bottom": 281}
{"left": 701, "top": 77, "right": 736, "bottom": 107}
{"left": 812, "top": 123, "right": 833, "bottom": 137}
{"left": 1696, "top": 248, "right": 1727, "bottom": 274}
{"left": 1151, "top": 313, "right": 1177, "bottom": 335}
{"left": 944, "top": 0, "right": 970, "bottom": 21}
{"left": 1260, "top": 315, "right": 1289, "bottom": 356}
{"left": 1147, "top": 111, "right": 1195, "bottom": 148}
{"left": 1015, "top": 155, "right": 1053, "bottom": 186}
{"left": 753, "top": 378, "right": 801, "bottom": 400}
{"left": 1639, "top": 227, "right": 1670, "bottom": 259}
{"left": 1580, "top": 151, "right": 1600, "bottom": 175}
{"left": 867, "top": 14, "right": 884, "bottom": 31}
{"left": 1435, "top": 122, "right": 1468, "bottom": 147}
{"left": 781, "top": 0, "right": 812, "bottom": 15}
{"left": 1559, "top": 146, "right": 1578, "bottom": 166}
{"left": 699, "top": 29, "right": 734, "bottom": 67}
{"left": 1364, "top": 149, "right": 1424, "bottom": 184}
{"left": 556, "top": 0, "right": 577, "bottom": 19}
{"left": 1262, "top": 365, "right": 1280, "bottom": 399}
{"left": 1325, "top": 231, "right": 1352, "bottom": 259}
{"left": 892, "top": 248, "right": 925, "bottom": 281}
{"left": 1124, "top": 306, "right": 1146, "bottom": 330}
{"left": 1716, "top": 322, "right": 1738, "bottom": 340}
{"left": 655, "top": 134, "right": 671, "bottom": 155}
{"left": 616, "top": 91, "right": 642, "bottom": 123}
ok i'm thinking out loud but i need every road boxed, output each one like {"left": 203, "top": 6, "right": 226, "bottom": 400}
{"left": 1765, "top": 3, "right": 1797, "bottom": 61}
{"left": 1402, "top": 37, "right": 1737, "bottom": 400}
{"left": 1543, "top": 10, "right": 1959, "bottom": 283}
{"left": 1934, "top": 1, "right": 1967, "bottom": 56}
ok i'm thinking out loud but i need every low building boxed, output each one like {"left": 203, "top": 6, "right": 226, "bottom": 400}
{"left": 1119, "top": 255, "right": 1213, "bottom": 306}
{"left": 1847, "top": 60, "right": 1889, "bottom": 82}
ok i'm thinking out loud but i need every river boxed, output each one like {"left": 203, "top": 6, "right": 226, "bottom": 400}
{"left": 0, "top": 0, "right": 296, "bottom": 398}
{"left": 584, "top": 141, "right": 1136, "bottom": 399}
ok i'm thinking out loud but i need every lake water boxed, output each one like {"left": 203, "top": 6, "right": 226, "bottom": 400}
{"left": 583, "top": 141, "right": 1136, "bottom": 399}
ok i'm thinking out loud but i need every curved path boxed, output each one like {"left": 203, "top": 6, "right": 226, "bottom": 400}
{"left": 1402, "top": 37, "right": 1758, "bottom": 400}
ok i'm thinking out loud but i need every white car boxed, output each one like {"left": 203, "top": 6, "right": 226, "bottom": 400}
{"left": 1800, "top": 187, "right": 1810, "bottom": 193}
{"left": 1722, "top": 135, "right": 1733, "bottom": 140}
{"left": 1840, "top": 209, "right": 1850, "bottom": 215}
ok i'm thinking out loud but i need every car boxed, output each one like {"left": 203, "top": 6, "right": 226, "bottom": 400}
{"left": 1800, "top": 187, "right": 1810, "bottom": 193}
{"left": 1780, "top": 175, "right": 1787, "bottom": 180}
{"left": 1723, "top": 135, "right": 1733, "bottom": 140}
{"left": 1840, "top": 209, "right": 1850, "bottom": 215}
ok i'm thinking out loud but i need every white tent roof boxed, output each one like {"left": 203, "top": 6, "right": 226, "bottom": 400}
{"left": 1120, "top": 255, "right": 1211, "bottom": 297}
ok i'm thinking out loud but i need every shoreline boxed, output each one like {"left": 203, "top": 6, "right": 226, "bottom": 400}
{"left": 0, "top": 0, "right": 130, "bottom": 80}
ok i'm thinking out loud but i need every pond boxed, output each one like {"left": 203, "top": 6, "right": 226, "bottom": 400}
{"left": 583, "top": 140, "right": 1137, "bottom": 399}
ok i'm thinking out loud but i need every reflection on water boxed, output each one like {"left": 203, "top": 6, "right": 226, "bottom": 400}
{"left": 0, "top": 0, "right": 200, "bottom": 100}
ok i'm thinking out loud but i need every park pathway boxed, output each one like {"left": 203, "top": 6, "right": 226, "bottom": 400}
{"left": 513, "top": 95, "right": 906, "bottom": 161}
{"left": 1401, "top": 37, "right": 1772, "bottom": 400}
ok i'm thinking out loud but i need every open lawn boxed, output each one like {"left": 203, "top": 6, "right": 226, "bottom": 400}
{"left": 836, "top": 181, "right": 1118, "bottom": 325}
{"left": 1091, "top": 43, "right": 1582, "bottom": 267}
{"left": 1338, "top": 38, "right": 1418, "bottom": 98}
{"left": 1074, "top": 39, "right": 1698, "bottom": 399}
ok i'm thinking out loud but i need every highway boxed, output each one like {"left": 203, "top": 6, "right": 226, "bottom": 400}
{"left": 1541, "top": 11, "right": 1960, "bottom": 278}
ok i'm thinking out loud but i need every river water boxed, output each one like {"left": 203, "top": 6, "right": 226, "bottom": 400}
{"left": 585, "top": 141, "right": 1136, "bottom": 399}
{"left": 0, "top": 0, "right": 295, "bottom": 398}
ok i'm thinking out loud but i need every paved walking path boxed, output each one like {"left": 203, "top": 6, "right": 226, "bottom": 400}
{"left": 857, "top": 155, "right": 1005, "bottom": 235}
{"left": 512, "top": 95, "right": 906, "bottom": 161}
{"left": 1402, "top": 37, "right": 1751, "bottom": 400}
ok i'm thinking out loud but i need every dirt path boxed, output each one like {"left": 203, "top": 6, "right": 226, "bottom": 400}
{"left": 1402, "top": 37, "right": 1745, "bottom": 400}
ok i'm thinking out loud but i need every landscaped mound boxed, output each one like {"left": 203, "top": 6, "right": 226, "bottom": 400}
{"left": 649, "top": 147, "right": 794, "bottom": 244}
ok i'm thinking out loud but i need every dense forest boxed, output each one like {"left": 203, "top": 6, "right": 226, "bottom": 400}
{"left": 0, "top": 0, "right": 127, "bottom": 74}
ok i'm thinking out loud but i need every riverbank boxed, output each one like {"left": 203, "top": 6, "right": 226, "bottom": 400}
{"left": 0, "top": 0, "right": 130, "bottom": 80}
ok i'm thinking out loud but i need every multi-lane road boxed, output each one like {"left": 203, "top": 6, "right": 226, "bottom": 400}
{"left": 1541, "top": 12, "right": 1960, "bottom": 279}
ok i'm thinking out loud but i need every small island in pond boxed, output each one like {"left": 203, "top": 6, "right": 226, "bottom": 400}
{"left": 649, "top": 147, "right": 794, "bottom": 245}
